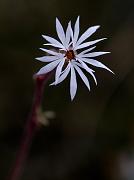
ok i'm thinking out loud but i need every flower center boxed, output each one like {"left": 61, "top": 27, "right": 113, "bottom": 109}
{"left": 65, "top": 50, "right": 75, "bottom": 61}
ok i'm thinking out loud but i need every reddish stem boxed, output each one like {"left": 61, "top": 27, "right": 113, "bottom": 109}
{"left": 7, "top": 72, "right": 52, "bottom": 180}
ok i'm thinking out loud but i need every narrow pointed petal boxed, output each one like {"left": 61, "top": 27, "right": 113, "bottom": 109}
{"left": 70, "top": 65, "right": 77, "bottom": 100}
{"left": 73, "top": 16, "right": 80, "bottom": 46}
{"left": 73, "top": 64, "right": 90, "bottom": 91}
{"left": 42, "top": 35, "right": 64, "bottom": 49}
{"left": 36, "top": 59, "right": 61, "bottom": 75}
{"left": 78, "top": 59, "right": 97, "bottom": 85}
{"left": 80, "top": 57, "right": 114, "bottom": 74}
{"left": 50, "top": 63, "right": 71, "bottom": 85}
{"left": 36, "top": 56, "right": 59, "bottom": 62}
{"left": 69, "top": 21, "right": 74, "bottom": 44}
{"left": 56, "top": 18, "right": 66, "bottom": 46}
{"left": 76, "top": 25, "right": 100, "bottom": 46}
{"left": 77, "top": 46, "right": 96, "bottom": 56}
{"left": 40, "top": 48, "right": 60, "bottom": 56}
{"left": 82, "top": 52, "right": 110, "bottom": 58}
{"left": 73, "top": 61, "right": 95, "bottom": 72}
{"left": 43, "top": 43, "right": 66, "bottom": 50}
{"left": 74, "top": 38, "right": 106, "bottom": 50}
{"left": 66, "top": 22, "right": 71, "bottom": 47}
{"left": 55, "top": 59, "right": 65, "bottom": 84}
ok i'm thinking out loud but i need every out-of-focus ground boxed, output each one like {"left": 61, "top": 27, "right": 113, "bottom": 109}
{"left": 0, "top": 0, "right": 134, "bottom": 179}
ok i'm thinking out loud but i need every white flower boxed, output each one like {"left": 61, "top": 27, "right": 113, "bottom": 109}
{"left": 36, "top": 16, "right": 114, "bottom": 100}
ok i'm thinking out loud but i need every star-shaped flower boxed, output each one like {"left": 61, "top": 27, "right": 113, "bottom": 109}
{"left": 36, "top": 16, "right": 113, "bottom": 100}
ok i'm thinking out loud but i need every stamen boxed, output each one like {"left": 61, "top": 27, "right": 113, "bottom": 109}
{"left": 65, "top": 50, "right": 75, "bottom": 60}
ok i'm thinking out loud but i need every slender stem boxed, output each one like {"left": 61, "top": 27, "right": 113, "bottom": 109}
{"left": 7, "top": 72, "right": 52, "bottom": 180}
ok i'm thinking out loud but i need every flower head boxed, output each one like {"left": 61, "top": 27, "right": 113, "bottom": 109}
{"left": 36, "top": 17, "right": 113, "bottom": 100}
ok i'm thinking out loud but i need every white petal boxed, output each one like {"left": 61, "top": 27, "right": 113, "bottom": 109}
{"left": 80, "top": 57, "right": 114, "bottom": 73}
{"left": 56, "top": 18, "right": 66, "bottom": 46}
{"left": 77, "top": 46, "right": 96, "bottom": 56}
{"left": 78, "top": 59, "right": 97, "bottom": 85}
{"left": 75, "top": 25, "right": 100, "bottom": 46}
{"left": 73, "top": 61, "right": 95, "bottom": 72}
{"left": 40, "top": 48, "right": 59, "bottom": 56}
{"left": 73, "top": 16, "right": 80, "bottom": 46}
{"left": 73, "top": 63, "right": 90, "bottom": 91}
{"left": 65, "top": 22, "right": 71, "bottom": 48}
{"left": 55, "top": 59, "right": 65, "bottom": 84}
{"left": 74, "top": 38, "right": 106, "bottom": 50}
{"left": 69, "top": 21, "right": 74, "bottom": 45}
{"left": 43, "top": 43, "right": 66, "bottom": 50}
{"left": 51, "top": 63, "right": 71, "bottom": 85}
{"left": 82, "top": 52, "right": 110, "bottom": 58}
{"left": 70, "top": 64, "right": 77, "bottom": 101}
{"left": 36, "top": 56, "right": 59, "bottom": 62}
{"left": 36, "top": 59, "right": 61, "bottom": 75}
{"left": 42, "top": 35, "right": 64, "bottom": 49}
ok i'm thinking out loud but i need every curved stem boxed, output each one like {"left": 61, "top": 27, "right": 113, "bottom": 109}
{"left": 7, "top": 72, "right": 52, "bottom": 180}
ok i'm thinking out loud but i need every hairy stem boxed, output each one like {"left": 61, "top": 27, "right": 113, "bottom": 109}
{"left": 7, "top": 72, "right": 52, "bottom": 180}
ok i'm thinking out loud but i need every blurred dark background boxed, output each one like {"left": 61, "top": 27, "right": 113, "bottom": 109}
{"left": 0, "top": 0, "right": 134, "bottom": 179}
